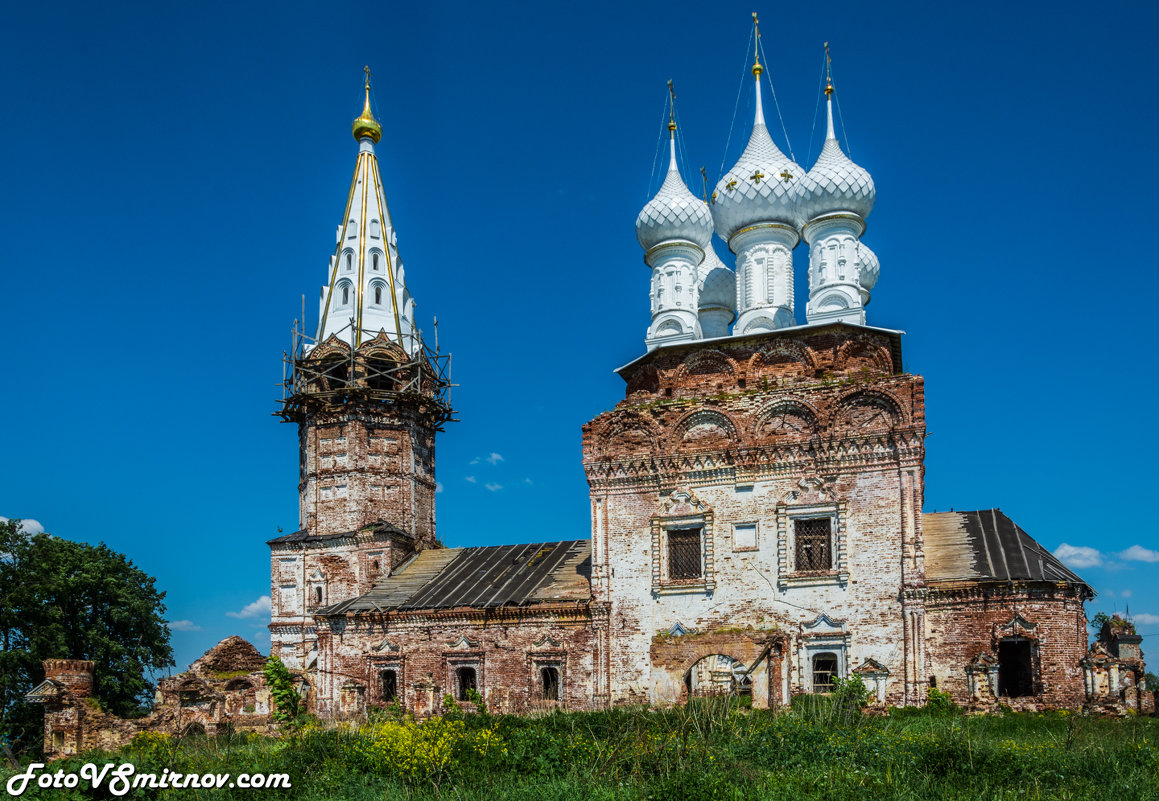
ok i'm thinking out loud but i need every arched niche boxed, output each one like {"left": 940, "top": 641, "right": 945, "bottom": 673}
{"left": 671, "top": 409, "right": 738, "bottom": 450}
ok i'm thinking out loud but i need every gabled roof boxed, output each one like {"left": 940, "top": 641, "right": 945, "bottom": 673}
{"left": 923, "top": 509, "right": 1091, "bottom": 593}
{"left": 319, "top": 540, "right": 592, "bottom": 615}
{"left": 24, "top": 678, "right": 65, "bottom": 703}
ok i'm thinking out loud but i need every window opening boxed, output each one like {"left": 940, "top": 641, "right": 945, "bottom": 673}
{"left": 812, "top": 653, "right": 838, "bottom": 692}
{"left": 380, "top": 669, "right": 398, "bottom": 703}
{"left": 374, "top": 284, "right": 383, "bottom": 305}
{"left": 667, "top": 528, "right": 702, "bottom": 579}
{"left": 455, "top": 666, "right": 477, "bottom": 701}
{"left": 345, "top": 253, "right": 352, "bottom": 271}
{"left": 313, "top": 586, "right": 322, "bottom": 604}
{"left": 998, "top": 639, "right": 1034, "bottom": 697}
{"left": 373, "top": 252, "right": 380, "bottom": 271}
{"left": 795, "top": 518, "right": 832, "bottom": 570}
{"left": 540, "top": 666, "right": 560, "bottom": 701}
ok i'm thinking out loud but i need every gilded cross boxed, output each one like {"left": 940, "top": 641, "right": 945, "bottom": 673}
{"left": 750, "top": 170, "right": 765, "bottom": 184}
{"left": 725, "top": 179, "right": 738, "bottom": 191}
{"left": 779, "top": 169, "right": 794, "bottom": 183}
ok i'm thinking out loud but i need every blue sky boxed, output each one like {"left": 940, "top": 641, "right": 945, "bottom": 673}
{"left": 2, "top": 0, "right": 1157, "bottom": 671}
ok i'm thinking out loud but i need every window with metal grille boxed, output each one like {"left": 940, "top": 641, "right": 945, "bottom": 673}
{"left": 794, "top": 517, "right": 832, "bottom": 571}
{"left": 812, "top": 653, "right": 838, "bottom": 691}
{"left": 667, "top": 529, "right": 702, "bottom": 579}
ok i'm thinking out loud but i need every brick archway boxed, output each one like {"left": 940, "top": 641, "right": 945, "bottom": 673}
{"left": 651, "top": 631, "right": 785, "bottom": 708}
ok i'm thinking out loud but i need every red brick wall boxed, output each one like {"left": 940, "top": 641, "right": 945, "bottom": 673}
{"left": 925, "top": 586, "right": 1089, "bottom": 708}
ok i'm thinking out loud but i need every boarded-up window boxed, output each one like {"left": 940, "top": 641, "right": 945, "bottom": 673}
{"left": 734, "top": 523, "right": 757, "bottom": 550}
{"left": 667, "top": 529, "right": 702, "bottom": 579}
{"left": 795, "top": 518, "right": 832, "bottom": 571}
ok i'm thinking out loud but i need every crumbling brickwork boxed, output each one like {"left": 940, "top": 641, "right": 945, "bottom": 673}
{"left": 31, "top": 637, "right": 280, "bottom": 759}
{"left": 313, "top": 606, "right": 599, "bottom": 716}
{"left": 583, "top": 324, "right": 928, "bottom": 707}
{"left": 925, "top": 587, "right": 1090, "bottom": 709}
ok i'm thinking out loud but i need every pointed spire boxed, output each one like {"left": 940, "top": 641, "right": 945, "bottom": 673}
{"left": 752, "top": 13, "right": 765, "bottom": 126}
{"left": 823, "top": 42, "right": 838, "bottom": 142}
{"left": 352, "top": 65, "right": 383, "bottom": 143}
{"left": 666, "top": 79, "right": 678, "bottom": 172}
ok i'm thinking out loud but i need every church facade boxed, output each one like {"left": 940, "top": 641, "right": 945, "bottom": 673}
{"left": 264, "top": 63, "right": 1144, "bottom": 718}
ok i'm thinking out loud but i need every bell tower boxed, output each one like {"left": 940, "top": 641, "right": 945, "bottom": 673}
{"left": 268, "top": 69, "right": 453, "bottom": 670}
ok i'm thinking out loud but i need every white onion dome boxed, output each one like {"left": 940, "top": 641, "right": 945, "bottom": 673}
{"left": 697, "top": 243, "right": 736, "bottom": 310}
{"left": 712, "top": 68, "right": 803, "bottom": 241}
{"left": 857, "top": 242, "right": 879, "bottom": 290}
{"left": 636, "top": 130, "right": 713, "bottom": 251}
{"left": 795, "top": 95, "right": 874, "bottom": 224}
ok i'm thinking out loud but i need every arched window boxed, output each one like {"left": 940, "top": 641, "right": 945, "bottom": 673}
{"left": 373, "top": 252, "right": 380, "bottom": 272}
{"left": 345, "top": 253, "right": 352, "bottom": 272}
{"left": 314, "top": 586, "right": 322, "bottom": 604}
{"left": 455, "top": 666, "right": 477, "bottom": 701}
{"left": 539, "top": 666, "right": 560, "bottom": 701}
{"left": 375, "top": 285, "right": 383, "bottom": 305}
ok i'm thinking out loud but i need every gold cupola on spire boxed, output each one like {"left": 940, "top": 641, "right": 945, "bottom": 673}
{"left": 352, "top": 66, "right": 383, "bottom": 143}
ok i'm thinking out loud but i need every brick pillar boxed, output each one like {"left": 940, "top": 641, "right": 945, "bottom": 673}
{"left": 43, "top": 659, "right": 95, "bottom": 697}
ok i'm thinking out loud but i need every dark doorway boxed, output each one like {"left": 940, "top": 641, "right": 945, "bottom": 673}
{"left": 998, "top": 639, "right": 1034, "bottom": 697}
{"left": 380, "top": 669, "right": 398, "bottom": 703}
{"left": 455, "top": 666, "right": 477, "bottom": 701}
{"left": 540, "top": 666, "right": 560, "bottom": 701}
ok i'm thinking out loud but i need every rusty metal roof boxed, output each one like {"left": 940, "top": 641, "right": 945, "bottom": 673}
{"left": 320, "top": 540, "right": 591, "bottom": 615}
{"left": 923, "top": 509, "right": 1090, "bottom": 593}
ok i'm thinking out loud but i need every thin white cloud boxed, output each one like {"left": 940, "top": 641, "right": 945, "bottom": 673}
{"left": 469, "top": 457, "right": 480, "bottom": 465}
{"left": 1132, "top": 612, "right": 1159, "bottom": 625}
{"left": 485, "top": 483, "right": 503, "bottom": 492}
{"left": 486, "top": 453, "right": 504, "bottom": 465}
{"left": 435, "top": 482, "right": 444, "bottom": 494}
{"left": 0, "top": 516, "right": 44, "bottom": 535}
{"left": 169, "top": 620, "right": 202, "bottom": 632}
{"left": 465, "top": 476, "right": 477, "bottom": 484}
{"left": 1119, "top": 545, "right": 1159, "bottom": 563}
{"left": 1054, "top": 543, "right": 1103, "bottom": 569}
{"left": 524, "top": 477, "right": 534, "bottom": 486}
{"left": 226, "top": 595, "right": 271, "bottom": 619}
{"left": 1122, "top": 589, "right": 1133, "bottom": 598}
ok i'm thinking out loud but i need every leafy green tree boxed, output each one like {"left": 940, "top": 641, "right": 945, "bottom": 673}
{"left": 0, "top": 519, "right": 173, "bottom": 754}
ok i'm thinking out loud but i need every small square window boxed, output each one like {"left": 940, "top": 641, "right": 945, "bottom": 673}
{"left": 734, "top": 523, "right": 757, "bottom": 551}
{"left": 667, "top": 529, "right": 702, "bottom": 579}
{"left": 794, "top": 518, "right": 832, "bottom": 571}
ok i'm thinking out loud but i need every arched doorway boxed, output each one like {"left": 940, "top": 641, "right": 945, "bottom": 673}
{"left": 683, "top": 654, "right": 752, "bottom": 698}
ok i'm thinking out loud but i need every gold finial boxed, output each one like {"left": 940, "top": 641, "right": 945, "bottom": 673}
{"left": 824, "top": 42, "right": 834, "bottom": 97}
{"left": 667, "top": 79, "right": 677, "bottom": 133}
{"left": 752, "top": 13, "right": 763, "bottom": 76}
{"left": 352, "top": 65, "right": 383, "bottom": 143}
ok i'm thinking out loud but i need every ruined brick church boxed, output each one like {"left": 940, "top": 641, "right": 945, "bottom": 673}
{"left": 264, "top": 63, "right": 1148, "bottom": 718}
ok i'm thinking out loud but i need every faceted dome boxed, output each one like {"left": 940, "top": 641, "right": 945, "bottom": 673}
{"left": 795, "top": 101, "right": 874, "bottom": 224}
{"left": 697, "top": 244, "right": 736, "bottom": 311}
{"left": 857, "top": 242, "right": 879, "bottom": 291}
{"left": 712, "top": 121, "right": 803, "bottom": 242}
{"left": 636, "top": 141, "right": 713, "bottom": 251}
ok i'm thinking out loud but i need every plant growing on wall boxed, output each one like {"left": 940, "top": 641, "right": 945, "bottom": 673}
{"left": 263, "top": 656, "right": 302, "bottom": 723}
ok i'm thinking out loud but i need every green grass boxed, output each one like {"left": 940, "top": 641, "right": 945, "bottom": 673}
{"left": 4, "top": 701, "right": 1157, "bottom": 800}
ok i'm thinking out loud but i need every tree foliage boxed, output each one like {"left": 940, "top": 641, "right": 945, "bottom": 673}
{"left": 0, "top": 519, "right": 173, "bottom": 753}
{"left": 263, "top": 655, "right": 302, "bottom": 723}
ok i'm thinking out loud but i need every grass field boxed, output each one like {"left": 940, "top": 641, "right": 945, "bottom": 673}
{"left": 4, "top": 698, "right": 1157, "bottom": 800}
